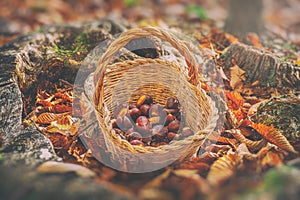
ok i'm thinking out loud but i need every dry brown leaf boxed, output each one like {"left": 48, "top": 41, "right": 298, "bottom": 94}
{"left": 261, "top": 151, "right": 284, "bottom": 169}
{"left": 251, "top": 123, "right": 298, "bottom": 154}
{"left": 198, "top": 152, "right": 219, "bottom": 165}
{"left": 50, "top": 104, "right": 72, "bottom": 113}
{"left": 46, "top": 123, "right": 79, "bottom": 136}
{"left": 173, "top": 169, "right": 210, "bottom": 193}
{"left": 229, "top": 65, "right": 246, "bottom": 91}
{"left": 245, "top": 33, "right": 263, "bottom": 48}
{"left": 232, "top": 109, "right": 247, "bottom": 123}
{"left": 35, "top": 112, "right": 61, "bottom": 124}
{"left": 225, "top": 33, "right": 239, "bottom": 43}
{"left": 247, "top": 101, "right": 264, "bottom": 117}
{"left": 143, "top": 169, "right": 172, "bottom": 189}
{"left": 37, "top": 161, "right": 96, "bottom": 178}
{"left": 205, "top": 144, "right": 232, "bottom": 154}
{"left": 207, "top": 150, "right": 240, "bottom": 186}
{"left": 227, "top": 129, "right": 267, "bottom": 152}
{"left": 225, "top": 90, "right": 245, "bottom": 110}
{"left": 179, "top": 160, "right": 210, "bottom": 173}
{"left": 236, "top": 143, "right": 257, "bottom": 160}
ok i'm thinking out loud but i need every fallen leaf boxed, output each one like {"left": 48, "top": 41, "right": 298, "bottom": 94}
{"left": 236, "top": 143, "right": 257, "bottom": 160}
{"left": 207, "top": 150, "right": 240, "bottom": 186}
{"left": 50, "top": 104, "right": 72, "bottom": 113}
{"left": 229, "top": 65, "right": 246, "bottom": 91}
{"left": 261, "top": 151, "right": 284, "bottom": 169}
{"left": 225, "top": 90, "right": 245, "bottom": 110}
{"left": 227, "top": 129, "right": 267, "bottom": 152}
{"left": 143, "top": 169, "right": 172, "bottom": 189}
{"left": 247, "top": 101, "right": 264, "bottom": 117}
{"left": 37, "top": 161, "right": 96, "bottom": 178}
{"left": 173, "top": 169, "right": 210, "bottom": 193}
{"left": 246, "top": 33, "right": 263, "bottom": 48}
{"left": 251, "top": 123, "right": 298, "bottom": 154}
{"left": 35, "top": 112, "right": 61, "bottom": 125}
{"left": 179, "top": 158, "right": 210, "bottom": 174}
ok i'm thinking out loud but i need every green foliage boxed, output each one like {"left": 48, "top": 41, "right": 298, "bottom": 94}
{"left": 262, "top": 167, "right": 288, "bottom": 193}
{"left": 51, "top": 32, "right": 89, "bottom": 59}
{"left": 124, "top": 0, "right": 138, "bottom": 7}
{"left": 185, "top": 5, "right": 207, "bottom": 20}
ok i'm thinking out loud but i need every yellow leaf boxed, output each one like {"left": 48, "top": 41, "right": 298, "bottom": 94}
{"left": 295, "top": 58, "right": 300, "bottom": 66}
{"left": 207, "top": 150, "right": 240, "bottom": 186}
{"left": 35, "top": 112, "right": 61, "bottom": 125}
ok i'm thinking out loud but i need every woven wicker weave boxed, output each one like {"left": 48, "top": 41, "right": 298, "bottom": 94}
{"left": 92, "top": 26, "right": 218, "bottom": 172}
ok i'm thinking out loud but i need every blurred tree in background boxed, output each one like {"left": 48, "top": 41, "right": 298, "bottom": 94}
{"left": 224, "top": 0, "right": 265, "bottom": 37}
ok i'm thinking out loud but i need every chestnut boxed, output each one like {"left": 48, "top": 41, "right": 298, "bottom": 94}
{"left": 135, "top": 116, "right": 150, "bottom": 135}
{"left": 149, "top": 104, "right": 163, "bottom": 117}
{"left": 128, "top": 103, "right": 137, "bottom": 109}
{"left": 164, "top": 114, "right": 176, "bottom": 126}
{"left": 142, "top": 136, "right": 151, "bottom": 145}
{"left": 140, "top": 104, "right": 150, "bottom": 116}
{"left": 111, "top": 119, "right": 118, "bottom": 128}
{"left": 114, "top": 128, "right": 126, "bottom": 140}
{"left": 168, "top": 119, "right": 180, "bottom": 132}
{"left": 116, "top": 116, "right": 123, "bottom": 129}
{"left": 167, "top": 132, "right": 176, "bottom": 140}
{"left": 151, "top": 125, "right": 164, "bottom": 135}
{"left": 166, "top": 97, "right": 179, "bottom": 109}
{"left": 123, "top": 116, "right": 133, "bottom": 131}
{"left": 130, "top": 140, "right": 144, "bottom": 146}
{"left": 149, "top": 116, "right": 160, "bottom": 126}
{"left": 159, "top": 142, "right": 167, "bottom": 145}
{"left": 163, "top": 108, "right": 179, "bottom": 115}
{"left": 136, "top": 116, "right": 150, "bottom": 127}
{"left": 128, "top": 107, "right": 141, "bottom": 121}
{"left": 181, "top": 127, "right": 194, "bottom": 137}
{"left": 150, "top": 142, "right": 159, "bottom": 147}
{"left": 175, "top": 111, "right": 184, "bottom": 122}
{"left": 152, "top": 126, "right": 168, "bottom": 141}
{"left": 126, "top": 127, "right": 135, "bottom": 135}
{"left": 136, "top": 95, "right": 153, "bottom": 107}
{"left": 113, "top": 128, "right": 123, "bottom": 135}
{"left": 127, "top": 132, "right": 142, "bottom": 141}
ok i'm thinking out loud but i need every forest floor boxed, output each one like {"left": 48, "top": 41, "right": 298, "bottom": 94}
{"left": 0, "top": 0, "right": 300, "bottom": 200}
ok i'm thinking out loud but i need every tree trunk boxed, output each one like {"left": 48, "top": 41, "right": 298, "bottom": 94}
{"left": 224, "top": 0, "right": 265, "bottom": 37}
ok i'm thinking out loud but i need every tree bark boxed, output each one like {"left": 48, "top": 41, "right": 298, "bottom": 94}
{"left": 224, "top": 0, "right": 265, "bottom": 37}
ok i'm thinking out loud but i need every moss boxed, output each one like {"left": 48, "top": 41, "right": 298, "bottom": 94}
{"left": 255, "top": 95, "right": 300, "bottom": 143}
{"left": 51, "top": 32, "right": 91, "bottom": 61}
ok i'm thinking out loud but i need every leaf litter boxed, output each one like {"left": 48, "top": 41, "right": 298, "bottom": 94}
{"left": 12, "top": 0, "right": 300, "bottom": 198}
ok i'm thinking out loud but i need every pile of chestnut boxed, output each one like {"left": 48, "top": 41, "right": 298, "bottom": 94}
{"left": 111, "top": 95, "right": 194, "bottom": 147}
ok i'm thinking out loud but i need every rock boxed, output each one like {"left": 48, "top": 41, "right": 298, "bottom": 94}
{"left": 1, "top": 128, "right": 58, "bottom": 166}
{"left": 0, "top": 164, "right": 132, "bottom": 200}
{"left": 0, "top": 82, "right": 22, "bottom": 145}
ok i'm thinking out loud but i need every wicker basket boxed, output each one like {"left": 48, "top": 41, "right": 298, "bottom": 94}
{"left": 92, "top": 26, "right": 218, "bottom": 172}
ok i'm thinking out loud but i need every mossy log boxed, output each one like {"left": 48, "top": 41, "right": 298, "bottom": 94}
{"left": 221, "top": 42, "right": 300, "bottom": 93}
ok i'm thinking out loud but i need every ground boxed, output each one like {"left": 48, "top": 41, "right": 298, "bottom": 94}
{"left": 0, "top": 0, "right": 299, "bottom": 200}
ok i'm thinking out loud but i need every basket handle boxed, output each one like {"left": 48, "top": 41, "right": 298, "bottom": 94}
{"left": 93, "top": 26, "right": 200, "bottom": 107}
